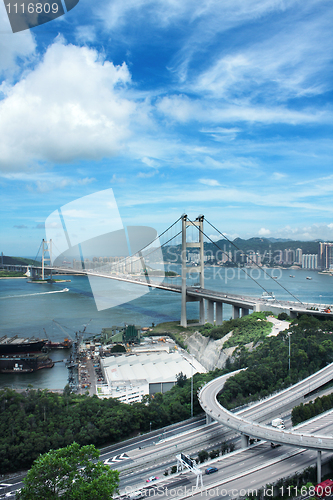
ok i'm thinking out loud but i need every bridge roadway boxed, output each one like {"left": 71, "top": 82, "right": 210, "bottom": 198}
{"left": 199, "top": 362, "right": 333, "bottom": 451}
{"left": 45, "top": 266, "right": 333, "bottom": 319}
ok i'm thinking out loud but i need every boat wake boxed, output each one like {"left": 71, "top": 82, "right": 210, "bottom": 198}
{"left": 0, "top": 289, "right": 69, "bottom": 299}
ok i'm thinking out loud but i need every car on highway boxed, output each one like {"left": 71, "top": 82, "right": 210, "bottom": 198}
{"left": 127, "top": 491, "right": 144, "bottom": 499}
{"left": 146, "top": 476, "right": 159, "bottom": 483}
{"left": 205, "top": 467, "right": 218, "bottom": 475}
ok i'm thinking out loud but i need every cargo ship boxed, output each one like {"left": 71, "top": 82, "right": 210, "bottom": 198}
{"left": 45, "top": 338, "right": 72, "bottom": 349}
{"left": 0, "top": 335, "right": 54, "bottom": 373}
{"left": 0, "top": 335, "right": 47, "bottom": 355}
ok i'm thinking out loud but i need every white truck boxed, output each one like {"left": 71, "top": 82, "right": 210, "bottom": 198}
{"left": 271, "top": 418, "right": 285, "bottom": 448}
{"left": 271, "top": 418, "right": 285, "bottom": 429}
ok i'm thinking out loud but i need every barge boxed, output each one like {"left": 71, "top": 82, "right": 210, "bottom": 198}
{"left": 0, "top": 335, "right": 54, "bottom": 373}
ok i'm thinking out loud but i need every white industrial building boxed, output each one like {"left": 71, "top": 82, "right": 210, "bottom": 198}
{"left": 98, "top": 349, "right": 206, "bottom": 403}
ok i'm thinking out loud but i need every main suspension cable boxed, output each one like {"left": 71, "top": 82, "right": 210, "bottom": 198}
{"left": 188, "top": 216, "right": 303, "bottom": 305}
{"left": 205, "top": 218, "right": 303, "bottom": 304}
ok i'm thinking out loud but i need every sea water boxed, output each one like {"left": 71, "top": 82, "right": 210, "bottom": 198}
{"left": 0, "top": 267, "right": 332, "bottom": 390}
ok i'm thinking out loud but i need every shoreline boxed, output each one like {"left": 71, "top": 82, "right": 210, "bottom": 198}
{"left": 0, "top": 276, "right": 27, "bottom": 280}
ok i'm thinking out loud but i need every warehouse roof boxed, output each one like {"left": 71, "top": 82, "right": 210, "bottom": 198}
{"left": 101, "top": 350, "right": 205, "bottom": 385}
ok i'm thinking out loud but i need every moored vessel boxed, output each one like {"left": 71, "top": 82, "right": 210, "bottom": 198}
{"left": 0, "top": 335, "right": 54, "bottom": 373}
{"left": 0, "top": 352, "right": 54, "bottom": 373}
{"left": 46, "top": 338, "right": 72, "bottom": 349}
{"left": 0, "top": 335, "right": 48, "bottom": 355}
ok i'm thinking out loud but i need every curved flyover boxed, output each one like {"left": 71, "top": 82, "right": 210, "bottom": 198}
{"left": 198, "top": 363, "right": 333, "bottom": 451}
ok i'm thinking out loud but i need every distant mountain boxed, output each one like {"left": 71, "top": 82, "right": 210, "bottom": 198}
{"left": 1, "top": 256, "right": 38, "bottom": 266}
{"left": 162, "top": 236, "right": 321, "bottom": 264}
{"left": 267, "top": 238, "right": 291, "bottom": 243}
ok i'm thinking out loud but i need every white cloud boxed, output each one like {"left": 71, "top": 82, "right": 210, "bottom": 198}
{"left": 0, "top": 169, "right": 96, "bottom": 192}
{"left": 0, "top": 3, "right": 36, "bottom": 78}
{"left": 272, "top": 172, "right": 287, "bottom": 180}
{"left": 207, "top": 233, "right": 220, "bottom": 242}
{"left": 0, "top": 41, "right": 134, "bottom": 173}
{"left": 274, "top": 223, "right": 333, "bottom": 241}
{"left": 200, "top": 127, "right": 241, "bottom": 141}
{"left": 77, "top": 177, "right": 96, "bottom": 185}
{"left": 199, "top": 178, "right": 220, "bottom": 186}
{"left": 141, "top": 157, "right": 160, "bottom": 168}
{"left": 110, "top": 174, "right": 126, "bottom": 183}
{"left": 75, "top": 26, "right": 96, "bottom": 43}
{"left": 258, "top": 227, "right": 271, "bottom": 236}
{"left": 137, "top": 171, "right": 158, "bottom": 178}
{"left": 157, "top": 94, "right": 329, "bottom": 125}
{"left": 192, "top": 13, "right": 333, "bottom": 101}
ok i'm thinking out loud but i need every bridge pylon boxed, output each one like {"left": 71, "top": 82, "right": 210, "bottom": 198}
{"left": 181, "top": 215, "right": 205, "bottom": 328}
{"left": 41, "top": 239, "right": 52, "bottom": 280}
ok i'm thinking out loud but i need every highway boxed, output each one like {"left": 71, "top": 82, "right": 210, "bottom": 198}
{"left": 116, "top": 411, "right": 333, "bottom": 500}
{"left": 2, "top": 365, "right": 333, "bottom": 498}
{"left": 199, "top": 362, "right": 333, "bottom": 450}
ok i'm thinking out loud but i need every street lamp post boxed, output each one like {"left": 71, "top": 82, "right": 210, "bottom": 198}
{"left": 288, "top": 332, "right": 292, "bottom": 372}
{"left": 191, "top": 364, "right": 193, "bottom": 418}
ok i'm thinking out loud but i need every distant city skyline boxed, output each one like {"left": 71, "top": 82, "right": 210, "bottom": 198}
{"left": 1, "top": 0, "right": 333, "bottom": 255}
{"left": 4, "top": 238, "right": 333, "bottom": 272}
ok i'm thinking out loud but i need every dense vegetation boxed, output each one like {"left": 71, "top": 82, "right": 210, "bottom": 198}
{"left": 0, "top": 369, "right": 223, "bottom": 474}
{"left": 1, "top": 256, "right": 37, "bottom": 266}
{"left": 218, "top": 315, "right": 333, "bottom": 408}
{"left": 1, "top": 314, "right": 333, "bottom": 474}
{"left": 0, "top": 270, "right": 26, "bottom": 278}
{"left": 292, "top": 393, "right": 333, "bottom": 426}
{"left": 17, "top": 443, "right": 119, "bottom": 500}
{"left": 199, "top": 311, "right": 273, "bottom": 347}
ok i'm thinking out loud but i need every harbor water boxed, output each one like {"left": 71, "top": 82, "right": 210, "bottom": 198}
{"left": 0, "top": 267, "right": 332, "bottom": 390}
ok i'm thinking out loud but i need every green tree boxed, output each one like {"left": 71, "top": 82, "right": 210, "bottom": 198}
{"left": 198, "top": 450, "right": 209, "bottom": 463}
{"left": 176, "top": 371, "right": 187, "bottom": 387}
{"left": 16, "top": 442, "right": 119, "bottom": 500}
{"left": 110, "top": 344, "right": 126, "bottom": 353}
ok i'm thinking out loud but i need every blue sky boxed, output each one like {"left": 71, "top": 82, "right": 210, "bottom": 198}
{"left": 0, "top": 0, "right": 333, "bottom": 256}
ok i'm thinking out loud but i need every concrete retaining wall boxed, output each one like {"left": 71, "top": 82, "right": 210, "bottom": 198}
{"left": 185, "top": 330, "right": 237, "bottom": 371}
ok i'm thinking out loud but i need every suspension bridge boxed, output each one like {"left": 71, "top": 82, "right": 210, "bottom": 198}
{"left": 9, "top": 214, "right": 333, "bottom": 323}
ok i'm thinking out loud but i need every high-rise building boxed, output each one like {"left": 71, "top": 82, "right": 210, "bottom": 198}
{"left": 247, "top": 252, "right": 261, "bottom": 266}
{"left": 283, "top": 249, "right": 294, "bottom": 265}
{"left": 295, "top": 248, "right": 302, "bottom": 265}
{"left": 302, "top": 254, "right": 318, "bottom": 269}
{"left": 319, "top": 242, "right": 333, "bottom": 269}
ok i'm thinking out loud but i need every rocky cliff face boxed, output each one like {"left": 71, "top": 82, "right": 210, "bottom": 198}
{"left": 185, "top": 330, "right": 237, "bottom": 371}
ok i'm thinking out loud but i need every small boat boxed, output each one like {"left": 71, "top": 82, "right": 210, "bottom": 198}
{"left": 306, "top": 277, "right": 312, "bottom": 280}
{"left": 261, "top": 291, "right": 275, "bottom": 300}
{"left": 46, "top": 338, "right": 72, "bottom": 349}
{"left": 290, "top": 275, "right": 295, "bottom": 278}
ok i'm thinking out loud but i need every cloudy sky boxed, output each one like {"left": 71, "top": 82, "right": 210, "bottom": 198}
{"left": 1, "top": 0, "right": 333, "bottom": 256}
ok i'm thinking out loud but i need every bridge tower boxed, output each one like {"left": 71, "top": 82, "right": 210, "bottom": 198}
{"left": 41, "top": 239, "right": 52, "bottom": 280}
{"left": 181, "top": 215, "right": 205, "bottom": 327}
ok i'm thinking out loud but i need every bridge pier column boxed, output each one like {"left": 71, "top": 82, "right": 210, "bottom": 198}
{"left": 241, "top": 434, "right": 249, "bottom": 448}
{"left": 181, "top": 216, "right": 187, "bottom": 328}
{"left": 207, "top": 300, "right": 214, "bottom": 324}
{"left": 216, "top": 302, "right": 223, "bottom": 325}
{"left": 232, "top": 306, "right": 240, "bottom": 319}
{"left": 206, "top": 413, "right": 213, "bottom": 424}
{"left": 317, "top": 450, "right": 322, "bottom": 483}
{"left": 241, "top": 308, "right": 249, "bottom": 317}
{"left": 199, "top": 299, "right": 205, "bottom": 325}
